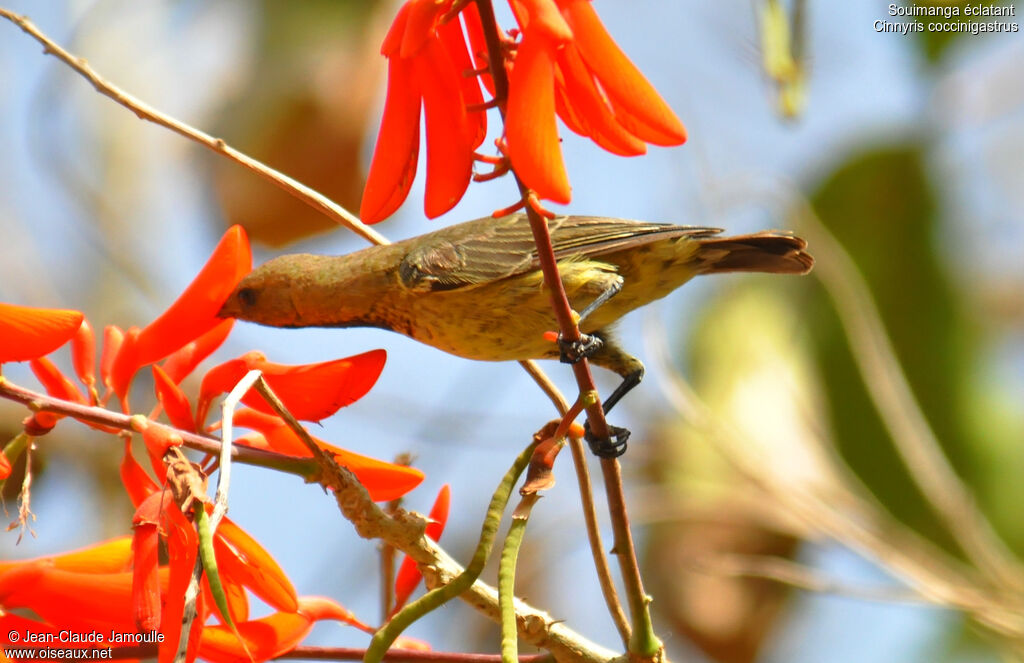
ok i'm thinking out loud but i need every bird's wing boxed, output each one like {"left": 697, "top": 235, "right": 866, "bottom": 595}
{"left": 398, "top": 214, "right": 721, "bottom": 292}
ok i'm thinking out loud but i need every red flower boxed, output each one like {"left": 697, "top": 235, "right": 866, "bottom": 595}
{"left": 392, "top": 484, "right": 451, "bottom": 613}
{"left": 196, "top": 349, "right": 387, "bottom": 426}
{"left": 109, "top": 225, "right": 251, "bottom": 402}
{"left": 360, "top": 0, "right": 487, "bottom": 224}
{"left": 505, "top": 0, "right": 686, "bottom": 203}
{"left": 233, "top": 408, "right": 425, "bottom": 502}
{"left": 0, "top": 303, "right": 83, "bottom": 364}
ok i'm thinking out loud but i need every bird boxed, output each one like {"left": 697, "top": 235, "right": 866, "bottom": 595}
{"left": 219, "top": 213, "right": 814, "bottom": 456}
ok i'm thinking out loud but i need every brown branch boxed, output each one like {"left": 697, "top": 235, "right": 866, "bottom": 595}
{"left": 519, "top": 361, "right": 630, "bottom": 644}
{"left": 474, "top": 1, "right": 656, "bottom": 655}
{"left": 0, "top": 9, "right": 389, "bottom": 249}
{"left": 278, "top": 647, "right": 552, "bottom": 663}
{"left": 0, "top": 377, "right": 316, "bottom": 477}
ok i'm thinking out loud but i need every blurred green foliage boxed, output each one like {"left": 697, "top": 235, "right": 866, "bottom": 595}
{"left": 807, "top": 145, "right": 985, "bottom": 554}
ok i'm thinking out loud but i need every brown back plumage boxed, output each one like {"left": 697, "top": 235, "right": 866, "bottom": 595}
{"left": 694, "top": 232, "right": 814, "bottom": 275}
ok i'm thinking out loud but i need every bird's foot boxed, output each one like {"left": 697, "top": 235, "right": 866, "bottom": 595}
{"left": 558, "top": 332, "right": 603, "bottom": 364}
{"left": 584, "top": 422, "right": 630, "bottom": 458}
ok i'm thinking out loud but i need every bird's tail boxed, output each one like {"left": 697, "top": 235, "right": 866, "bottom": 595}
{"left": 694, "top": 232, "right": 814, "bottom": 275}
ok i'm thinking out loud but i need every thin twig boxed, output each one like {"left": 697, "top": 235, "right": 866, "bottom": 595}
{"left": 473, "top": 1, "right": 656, "bottom": 655}
{"left": 0, "top": 9, "right": 389, "bottom": 248}
{"left": 688, "top": 552, "right": 930, "bottom": 604}
{"left": 0, "top": 378, "right": 317, "bottom": 476}
{"left": 517, "top": 361, "right": 631, "bottom": 644}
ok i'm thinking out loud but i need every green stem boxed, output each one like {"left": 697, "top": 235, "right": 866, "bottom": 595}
{"left": 364, "top": 442, "right": 537, "bottom": 663}
{"left": 499, "top": 495, "right": 538, "bottom": 663}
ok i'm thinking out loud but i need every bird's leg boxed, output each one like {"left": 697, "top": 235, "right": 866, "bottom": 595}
{"left": 583, "top": 367, "right": 644, "bottom": 457}
{"left": 557, "top": 278, "right": 623, "bottom": 364}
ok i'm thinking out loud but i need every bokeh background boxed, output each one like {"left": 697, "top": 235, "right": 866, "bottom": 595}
{"left": 1, "top": 1, "right": 1022, "bottom": 661}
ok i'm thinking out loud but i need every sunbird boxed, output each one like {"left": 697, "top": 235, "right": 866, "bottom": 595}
{"left": 220, "top": 214, "right": 813, "bottom": 456}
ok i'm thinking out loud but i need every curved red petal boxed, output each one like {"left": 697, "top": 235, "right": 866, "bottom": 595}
{"left": 240, "top": 349, "right": 388, "bottom": 422}
{"left": 131, "top": 521, "right": 162, "bottom": 632}
{"left": 196, "top": 355, "right": 254, "bottom": 428}
{"left": 134, "top": 226, "right": 252, "bottom": 367}
{"left": 100, "top": 325, "right": 125, "bottom": 391}
{"left": 160, "top": 318, "right": 235, "bottom": 385}
{"left": 415, "top": 40, "right": 474, "bottom": 218}
{"left": 0, "top": 564, "right": 167, "bottom": 633}
{"left": 120, "top": 440, "right": 158, "bottom": 508}
{"left": 30, "top": 357, "right": 85, "bottom": 404}
{"left": 152, "top": 365, "right": 198, "bottom": 433}
{"left": 160, "top": 502, "right": 200, "bottom": 663}
{"left": 561, "top": 0, "right": 685, "bottom": 145}
{"left": 201, "top": 570, "right": 250, "bottom": 626}
{"left": 438, "top": 15, "right": 487, "bottom": 149}
{"left": 256, "top": 425, "right": 424, "bottom": 502}
{"left": 555, "top": 45, "right": 647, "bottom": 156}
{"left": 506, "top": 31, "right": 571, "bottom": 203}
{"left": 0, "top": 303, "right": 83, "bottom": 364}
{"left": 215, "top": 518, "right": 298, "bottom": 613}
{"left": 71, "top": 317, "right": 97, "bottom": 393}
{"left": 109, "top": 326, "right": 141, "bottom": 405}
{"left": 461, "top": 3, "right": 495, "bottom": 97}
{"left": 400, "top": 0, "right": 443, "bottom": 57}
{"left": 393, "top": 484, "right": 451, "bottom": 611}
{"left": 360, "top": 57, "right": 421, "bottom": 224}
{"left": 381, "top": 1, "right": 412, "bottom": 56}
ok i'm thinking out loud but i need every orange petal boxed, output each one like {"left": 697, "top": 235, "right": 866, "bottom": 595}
{"left": 152, "top": 365, "right": 198, "bottom": 433}
{"left": 214, "top": 518, "right": 298, "bottom": 613}
{"left": 160, "top": 318, "right": 235, "bottom": 385}
{"left": 393, "top": 484, "right": 451, "bottom": 611}
{"left": 381, "top": 1, "right": 412, "bottom": 56}
{"left": 0, "top": 303, "right": 83, "bottom": 364}
{"left": 131, "top": 519, "right": 162, "bottom": 632}
{"left": 561, "top": 0, "right": 685, "bottom": 145}
{"left": 160, "top": 502, "right": 200, "bottom": 663}
{"left": 197, "top": 597, "right": 362, "bottom": 663}
{"left": 142, "top": 425, "right": 183, "bottom": 482}
{"left": 200, "top": 350, "right": 387, "bottom": 424}
{"left": 100, "top": 325, "right": 125, "bottom": 391}
{"left": 0, "top": 536, "right": 133, "bottom": 577}
{"left": 360, "top": 56, "right": 421, "bottom": 224}
{"left": 505, "top": 30, "right": 571, "bottom": 203}
{"left": 0, "top": 451, "right": 10, "bottom": 481}
{"left": 202, "top": 570, "right": 249, "bottom": 625}
{"left": 555, "top": 44, "right": 647, "bottom": 156}
{"left": 109, "top": 326, "right": 141, "bottom": 405}
{"left": 71, "top": 317, "right": 97, "bottom": 394}
{"left": 0, "top": 563, "right": 167, "bottom": 633}
{"left": 257, "top": 425, "right": 425, "bottom": 502}
{"left": 461, "top": 2, "right": 495, "bottom": 97}
{"left": 30, "top": 357, "right": 86, "bottom": 404}
{"left": 121, "top": 440, "right": 158, "bottom": 508}
{"left": 400, "top": 0, "right": 444, "bottom": 58}
{"left": 438, "top": 14, "right": 487, "bottom": 149}
{"left": 133, "top": 226, "right": 252, "bottom": 367}
{"left": 415, "top": 40, "right": 474, "bottom": 218}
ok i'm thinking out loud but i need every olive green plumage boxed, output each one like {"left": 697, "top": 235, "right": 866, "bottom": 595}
{"left": 221, "top": 213, "right": 813, "bottom": 388}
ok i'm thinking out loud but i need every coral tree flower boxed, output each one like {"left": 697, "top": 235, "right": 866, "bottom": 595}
{"left": 360, "top": 0, "right": 487, "bottom": 224}
{"left": 0, "top": 303, "right": 83, "bottom": 365}
{"left": 505, "top": 0, "right": 687, "bottom": 203}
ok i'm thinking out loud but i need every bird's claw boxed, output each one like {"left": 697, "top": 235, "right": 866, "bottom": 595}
{"left": 558, "top": 332, "right": 603, "bottom": 364}
{"left": 583, "top": 422, "right": 630, "bottom": 458}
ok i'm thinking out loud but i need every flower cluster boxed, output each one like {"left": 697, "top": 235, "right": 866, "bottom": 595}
{"left": 0, "top": 226, "right": 435, "bottom": 662}
{"left": 360, "top": 0, "right": 686, "bottom": 223}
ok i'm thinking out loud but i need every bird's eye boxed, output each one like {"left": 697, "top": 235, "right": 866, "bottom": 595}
{"left": 236, "top": 287, "right": 258, "bottom": 307}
